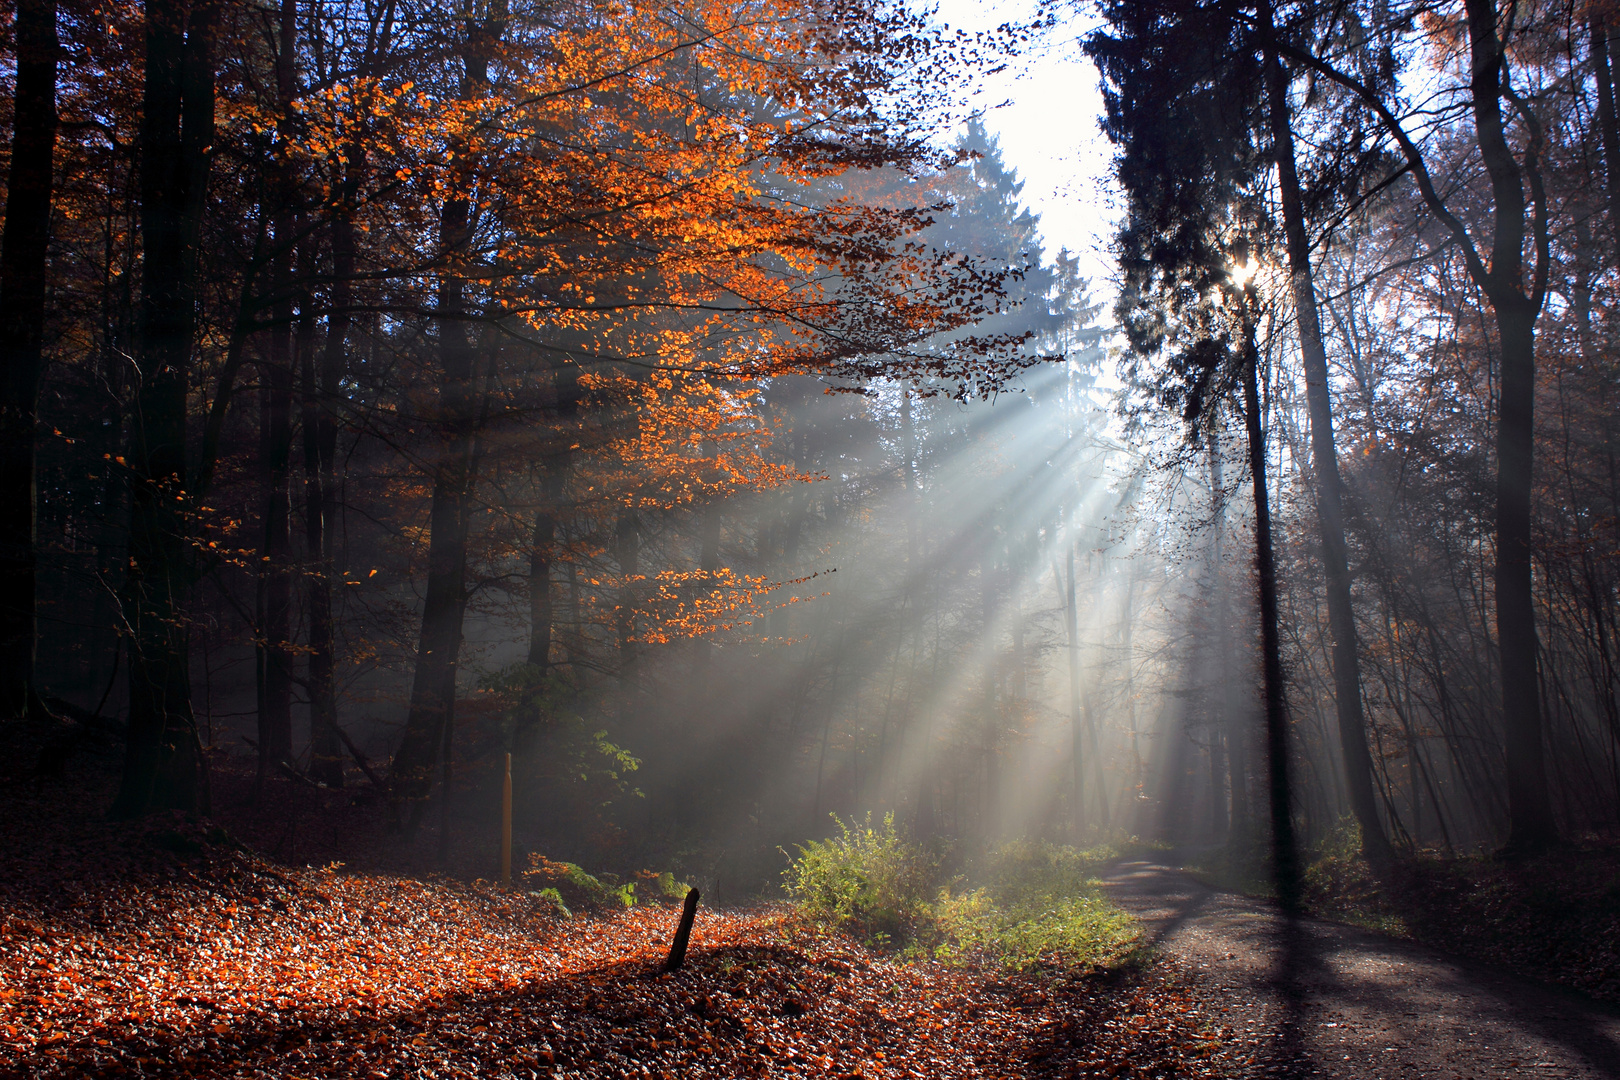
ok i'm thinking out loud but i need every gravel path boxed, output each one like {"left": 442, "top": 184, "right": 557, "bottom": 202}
{"left": 1101, "top": 858, "right": 1620, "bottom": 1079}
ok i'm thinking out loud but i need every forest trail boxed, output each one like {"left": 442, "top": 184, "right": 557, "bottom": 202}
{"left": 1101, "top": 858, "right": 1620, "bottom": 1079}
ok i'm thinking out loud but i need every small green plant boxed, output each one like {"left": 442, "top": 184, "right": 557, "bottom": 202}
{"left": 933, "top": 887, "right": 1138, "bottom": 970}
{"left": 782, "top": 813, "right": 937, "bottom": 946}
{"left": 523, "top": 855, "right": 636, "bottom": 911}
{"left": 636, "top": 869, "right": 694, "bottom": 903}
{"left": 531, "top": 886, "right": 572, "bottom": 918}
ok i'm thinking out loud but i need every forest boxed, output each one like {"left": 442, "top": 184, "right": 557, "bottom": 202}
{"left": 2, "top": 0, "right": 1619, "bottom": 1077}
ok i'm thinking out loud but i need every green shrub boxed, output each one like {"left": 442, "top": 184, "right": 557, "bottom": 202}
{"left": 782, "top": 813, "right": 936, "bottom": 946}
{"left": 974, "top": 838, "right": 1116, "bottom": 903}
{"left": 933, "top": 887, "right": 1138, "bottom": 970}
{"left": 784, "top": 824, "right": 1140, "bottom": 971}
{"left": 933, "top": 840, "right": 1140, "bottom": 970}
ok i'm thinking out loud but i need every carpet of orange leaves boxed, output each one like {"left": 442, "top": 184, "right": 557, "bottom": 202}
{"left": 1, "top": 800, "right": 1234, "bottom": 1078}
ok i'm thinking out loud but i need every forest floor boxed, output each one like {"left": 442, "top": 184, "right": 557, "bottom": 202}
{"left": 0, "top": 780, "right": 1251, "bottom": 1080}
{"left": 6, "top": 722, "right": 1620, "bottom": 1078}
{"left": 1103, "top": 856, "right": 1620, "bottom": 1078}
{"left": 0, "top": 736, "right": 1238, "bottom": 1080}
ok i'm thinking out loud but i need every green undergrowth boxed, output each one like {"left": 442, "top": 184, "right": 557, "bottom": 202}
{"left": 520, "top": 855, "right": 690, "bottom": 917}
{"left": 1299, "top": 821, "right": 1408, "bottom": 935}
{"left": 782, "top": 813, "right": 1142, "bottom": 973}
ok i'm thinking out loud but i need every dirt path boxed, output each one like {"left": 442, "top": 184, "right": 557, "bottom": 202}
{"left": 1101, "top": 857, "right": 1620, "bottom": 1079}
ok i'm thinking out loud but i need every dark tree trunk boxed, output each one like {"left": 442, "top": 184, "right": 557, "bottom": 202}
{"left": 1262, "top": 32, "right": 1392, "bottom": 870}
{"left": 1463, "top": 0, "right": 1557, "bottom": 854}
{"left": 387, "top": 19, "right": 502, "bottom": 820}
{"left": 302, "top": 208, "right": 351, "bottom": 787}
{"left": 388, "top": 209, "right": 480, "bottom": 815}
{"left": 256, "top": 343, "right": 295, "bottom": 781}
{"left": 112, "top": 0, "right": 219, "bottom": 818}
{"left": 0, "top": 0, "right": 59, "bottom": 717}
{"left": 1492, "top": 300, "right": 1554, "bottom": 851}
{"left": 1210, "top": 435, "right": 1250, "bottom": 841}
{"left": 1241, "top": 334, "right": 1299, "bottom": 909}
{"left": 1591, "top": 15, "right": 1620, "bottom": 269}
{"left": 1205, "top": 441, "right": 1229, "bottom": 840}
{"left": 528, "top": 499, "right": 557, "bottom": 671}
{"left": 254, "top": 0, "right": 301, "bottom": 788}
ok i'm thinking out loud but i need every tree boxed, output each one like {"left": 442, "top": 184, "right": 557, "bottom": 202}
{"left": 1094, "top": 0, "right": 1397, "bottom": 868}
{"left": 0, "top": 0, "right": 60, "bottom": 719}
{"left": 1090, "top": 0, "right": 1303, "bottom": 904}
{"left": 1257, "top": 0, "right": 1395, "bottom": 869}
{"left": 111, "top": 0, "right": 221, "bottom": 817}
{"left": 1276, "top": 0, "right": 1559, "bottom": 854}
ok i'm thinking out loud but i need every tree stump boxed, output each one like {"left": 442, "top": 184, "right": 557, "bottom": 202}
{"left": 662, "top": 888, "right": 701, "bottom": 973}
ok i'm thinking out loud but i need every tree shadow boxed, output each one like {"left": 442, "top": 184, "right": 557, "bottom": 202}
{"left": 19, "top": 942, "right": 847, "bottom": 1077}
{"left": 1258, "top": 896, "right": 1620, "bottom": 1079}
{"left": 1102, "top": 858, "right": 1620, "bottom": 1078}
{"left": 1100, "top": 856, "right": 1214, "bottom": 947}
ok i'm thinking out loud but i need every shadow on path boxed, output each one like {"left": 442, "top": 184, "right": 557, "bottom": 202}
{"left": 1103, "top": 857, "right": 1620, "bottom": 1078}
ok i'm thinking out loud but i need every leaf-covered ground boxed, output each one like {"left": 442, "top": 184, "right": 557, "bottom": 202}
{"left": 0, "top": 784, "right": 1251, "bottom": 1079}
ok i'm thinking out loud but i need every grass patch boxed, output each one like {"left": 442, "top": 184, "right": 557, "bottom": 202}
{"left": 783, "top": 815, "right": 1141, "bottom": 972}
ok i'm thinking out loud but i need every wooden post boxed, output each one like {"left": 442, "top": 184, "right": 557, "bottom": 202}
{"left": 662, "top": 888, "right": 701, "bottom": 973}
{"left": 500, "top": 752, "right": 512, "bottom": 887}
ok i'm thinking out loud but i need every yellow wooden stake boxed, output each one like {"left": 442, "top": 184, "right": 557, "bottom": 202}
{"left": 500, "top": 752, "right": 512, "bottom": 887}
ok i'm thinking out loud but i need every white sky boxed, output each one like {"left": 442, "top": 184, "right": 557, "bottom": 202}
{"left": 932, "top": 0, "right": 1119, "bottom": 294}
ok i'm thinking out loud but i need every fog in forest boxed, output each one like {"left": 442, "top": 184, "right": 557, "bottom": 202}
{"left": 8, "top": 0, "right": 1619, "bottom": 912}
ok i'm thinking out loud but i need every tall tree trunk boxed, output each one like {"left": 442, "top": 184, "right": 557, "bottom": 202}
{"left": 1210, "top": 435, "right": 1249, "bottom": 840}
{"left": 112, "top": 0, "right": 219, "bottom": 818}
{"left": 389, "top": 210, "right": 481, "bottom": 819}
{"left": 1463, "top": 0, "right": 1557, "bottom": 854}
{"left": 256, "top": 344, "right": 295, "bottom": 782}
{"left": 254, "top": 0, "right": 300, "bottom": 789}
{"left": 1062, "top": 538, "right": 1083, "bottom": 837}
{"left": 301, "top": 331, "right": 340, "bottom": 785}
{"left": 1241, "top": 331, "right": 1299, "bottom": 908}
{"left": 1204, "top": 443, "right": 1228, "bottom": 840}
{"left": 300, "top": 19, "right": 377, "bottom": 785}
{"left": 1262, "top": 28, "right": 1392, "bottom": 870}
{"left": 387, "top": 14, "right": 502, "bottom": 821}
{"left": 1492, "top": 299, "right": 1553, "bottom": 850}
{"left": 0, "top": 0, "right": 59, "bottom": 717}
{"left": 302, "top": 208, "right": 353, "bottom": 787}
